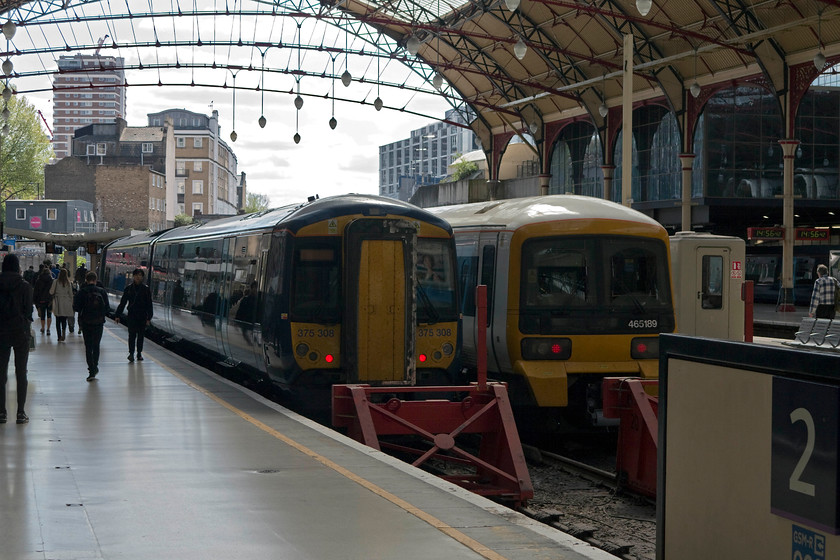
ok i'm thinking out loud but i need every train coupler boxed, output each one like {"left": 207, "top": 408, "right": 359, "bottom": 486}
{"left": 331, "top": 382, "right": 534, "bottom": 506}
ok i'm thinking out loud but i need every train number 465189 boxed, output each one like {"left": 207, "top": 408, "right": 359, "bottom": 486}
{"left": 628, "top": 319, "right": 658, "bottom": 329}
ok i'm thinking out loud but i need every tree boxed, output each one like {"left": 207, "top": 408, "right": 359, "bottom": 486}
{"left": 0, "top": 86, "right": 53, "bottom": 220}
{"left": 243, "top": 192, "right": 271, "bottom": 213}
{"left": 174, "top": 213, "right": 194, "bottom": 227}
{"left": 449, "top": 153, "right": 479, "bottom": 182}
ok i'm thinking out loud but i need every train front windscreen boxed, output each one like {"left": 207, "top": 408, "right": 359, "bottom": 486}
{"left": 519, "top": 235, "right": 674, "bottom": 335}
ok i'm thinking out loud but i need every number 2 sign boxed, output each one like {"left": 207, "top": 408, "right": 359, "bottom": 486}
{"left": 771, "top": 377, "right": 840, "bottom": 534}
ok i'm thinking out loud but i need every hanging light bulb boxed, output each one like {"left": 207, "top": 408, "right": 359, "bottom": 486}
{"left": 796, "top": 146, "right": 803, "bottom": 159}
{"left": 341, "top": 70, "right": 352, "bottom": 87}
{"left": 2, "top": 123, "right": 8, "bottom": 135}
{"left": 824, "top": 157, "right": 830, "bottom": 167}
{"left": 2, "top": 87, "right": 11, "bottom": 102}
{"left": 329, "top": 116, "right": 337, "bottom": 130}
{"left": 258, "top": 115, "right": 266, "bottom": 128}
{"left": 432, "top": 72, "right": 443, "bottom": 90}
{"left": 374, "top": 97, "right": 383, "bottom": 111}
{"left": 293, "top": 132, "right": 301, "bottom": 144}
{"left": 230, "top": 130, "right": 237, "bottom": 142}
{"left": 513, "top": 38, "right": 527, "bottom": 60}
{"left": 2, "top": 106, "right": 9, "bottom": 120}
{"left": 294, "top": 95, "right": 304, "bottom": 110}
{"left": 2, "top": 20, "right": 15, "bottom": 41}
{"left": 598, "top": 102, "right": 608, "bottom": 118}
{"left": 690, "top": 81, "right": 701, "bottom": 98}
{"left": 814, "top": 51, "right": 826, "bottom": 71}
{"left": 636, "top": 0, "right": 652, "bottom": 17}
{"left": 406, "top": 35, "right": 421, "bottom": 56}
{"left": 504, "top": 0, "right": 520, "bottom": 12}
{"left": 2, "top": 58, "right": 13, "bottom": 76}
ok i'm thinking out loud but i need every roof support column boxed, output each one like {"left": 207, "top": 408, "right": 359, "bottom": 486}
{"left": 777, "top": 139, "right": 800, "bottom": 312}
{"left": 602, "top": 165, "right": 615, "bottom": 201}
{"left": 622, "top": 33, "right": 634, "bottom": 207}
{"left": 539, "top": 174, "right": 550, "bottom": 196}
{"left": 679, "top": 153, "right": 696, "bottom": 231}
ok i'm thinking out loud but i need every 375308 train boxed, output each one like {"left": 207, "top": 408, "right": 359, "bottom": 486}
{"left": 100, "top": 194, "right": 461, "bottom": 406}
{"left": 427, "top": 195, "right": 676, "bottom": 428}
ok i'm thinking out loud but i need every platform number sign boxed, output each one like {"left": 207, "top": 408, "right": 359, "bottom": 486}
{"left": 771, "top": 377, "right": 840, "bottom": 534}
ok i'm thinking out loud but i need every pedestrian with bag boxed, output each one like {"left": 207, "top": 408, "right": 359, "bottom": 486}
{"left": 114, "top": 268, "right": 153, "bottom": 362}
{"left": 0, "top": 254, "right": 34, "bottom": 424}
{"left": 49, "top": 268, "right": 75, "bottom": 342}
{"left": 74, "top": 271, "right": 111, "bottom": 381}
{"left": 33, "top": 267, "right": 54, "bottom": 335}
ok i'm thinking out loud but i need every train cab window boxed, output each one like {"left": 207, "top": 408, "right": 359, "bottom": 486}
{"left": 291, "top": 239, "right": 341, "bottom": 323}
{"left": 416, "top": 239, "right": 458, "bottom": 323}
{"left": 701, "top": 255, "right": 724, "bottom": 309}
{"left": 522, "top": 239, "right": 591, "bottom": 308}
{"left": 608, "top": 243, "right": 669, "bottom": 309}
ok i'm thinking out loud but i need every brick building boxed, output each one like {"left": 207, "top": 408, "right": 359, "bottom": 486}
{"left": 147, "top": 109, "right": 243, "bottom": 217}
{"left": 44, "top": 118, "right": 175, "bottom": 231}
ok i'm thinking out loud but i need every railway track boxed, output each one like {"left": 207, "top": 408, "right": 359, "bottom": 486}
{"left": 520, "top": 445, "right": 656, "bottom": 560}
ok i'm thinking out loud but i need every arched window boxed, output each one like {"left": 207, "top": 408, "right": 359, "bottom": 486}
{"left": 649, "top": 112, "right": 681, "bottom": 200}
{"left": 794, "top": 70, "right": 840, "bottom": 200}
{"left": 581, "top": 132, "right": 604, "bottom": 198}
{"left": 549, "top": 122, "right": 600, "bottom": 195}
{"left": 613, "top": 129, "right": 640, "bottom": 203}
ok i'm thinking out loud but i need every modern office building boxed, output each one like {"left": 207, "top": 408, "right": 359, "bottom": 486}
{"left": 147, "top": 109, "right": 243, "bottom": 217}
{"left": 52, "top": 53, "right": 127, "bottom": 159}
{"left": 379, "top": 109, "right": 478, "bottom": 201}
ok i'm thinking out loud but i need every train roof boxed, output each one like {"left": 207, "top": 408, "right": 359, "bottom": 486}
{"left": 425, "top": 195, "right": 665, "bottom": 232}
{"left": 104, "top": 194, "right": 451, "bottom": 250}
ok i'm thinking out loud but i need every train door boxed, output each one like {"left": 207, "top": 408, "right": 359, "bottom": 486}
{"left": 345, "top": 219, "right": 417, "bottom": 384}
{"left": 695, "top": 248, "right": 731, "bottom": 338}
{"left": 217, "top": 237, "right": 236, "bottom": 360}
{"left": 455, "top": 234, "right": 479, "bottom": 365}
{"left": 478, "top": 233, "right": 501, "bottom": 373}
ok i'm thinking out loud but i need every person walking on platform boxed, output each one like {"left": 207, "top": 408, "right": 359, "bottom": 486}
{"left": 74, "top": 264, "right": 87, "bottom": 285}
{"left": 49, "top": 268, "right": 75, "bottom": 342}
{"left": 0, "top": 254, "right": 34, "bottom": 424}
{"left": 114, "top": 268, "right": 153, "bottom": 362}
{"left": 33, "top": 267, "right": 53, "bottom": 336}
{"left": 74, "top": 271, "right": 111, "bottom": 381}
{"left": 809, "top": 264, "right": 840, "bottom": 319}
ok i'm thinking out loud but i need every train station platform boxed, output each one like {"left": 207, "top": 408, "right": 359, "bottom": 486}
{"left": 1, "top": 323, "right": 615, "bottom": 560}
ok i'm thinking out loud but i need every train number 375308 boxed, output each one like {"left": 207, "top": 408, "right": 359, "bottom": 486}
{"left": 418, "top": 328, "right": 453, "bottom": 337}
{"left": 628, "top": 319, "right": 658, "bottom": 329}
{"left": 297, "top": 328, "right": 336, "bottom": 338}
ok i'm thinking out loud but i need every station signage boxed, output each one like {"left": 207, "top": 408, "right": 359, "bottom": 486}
{"left": 30, "top": 216, "right": 42, "bottom": 229}
{"left": 748, "top": 227, "right": 784, "bottom": 240}
{"left": 747, "top": 227, "right": 831, "bottom": 241}
{"left": 771, "top": 376, "right": 840, "bottom": 534}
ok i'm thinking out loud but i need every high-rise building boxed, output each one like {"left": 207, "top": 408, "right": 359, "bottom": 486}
{"left": 378, "top": 109, "right": 478, "bottom": 201}
{"left": 147, "top": 109, "right": 243, "bottom": 217}
{"left": 52, "top": 53, "right": 127, "bottom": 159}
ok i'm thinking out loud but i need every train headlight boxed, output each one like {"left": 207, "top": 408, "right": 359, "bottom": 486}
{"left": 418, "top": 354, "right": 428, "bottom": 363}
{"left": 521, "top": 338, "right": 571, "bottom": 360}
{"left": 442, "top": 342, "right": 454, "bottom": 356}
{"left": 296, "top": 343, "right": 309, "bottom": 357}
{"left": 631, "top": 337, "right": 659, "bottom": 359}
{"left": 325, "top": 354, "right": 335, "bottom": 363}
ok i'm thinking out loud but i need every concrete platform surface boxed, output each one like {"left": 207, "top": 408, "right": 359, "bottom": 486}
{"left": 0, "top": 324, "right": 615, "bottom": 560}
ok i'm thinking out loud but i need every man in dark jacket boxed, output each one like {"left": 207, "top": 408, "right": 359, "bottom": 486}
{"left": 0, "top": 254, "right": 34, "bottom": 424}
{"left": 74, "top": 271, "right": 111, "bottom": 381}
{"left": 115, "top": 268, "right": 153, "bottom": 362}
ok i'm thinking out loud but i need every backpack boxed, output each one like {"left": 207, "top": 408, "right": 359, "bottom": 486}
{"left": 81, "top": 288, "right": 107, "bottom": 325}
{"left": 0, "top": 289, "right": 19, "bottom": 323}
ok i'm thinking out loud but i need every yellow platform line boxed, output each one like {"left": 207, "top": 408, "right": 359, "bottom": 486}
{"left": 136, "top": 342, "right": 510, "bottom": 560}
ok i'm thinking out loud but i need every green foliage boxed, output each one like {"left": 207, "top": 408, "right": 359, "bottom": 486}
{"left": 450, "top": 153, "right": 479, "bottom": 182}
{"left": 0, "top": 87, "right": 53, "bottom": 220}
{"left": 174, "top": 213, "right": 194, "bottom": 227}
{"left": 243, "top": 192, "right": 271, "bottom": 213}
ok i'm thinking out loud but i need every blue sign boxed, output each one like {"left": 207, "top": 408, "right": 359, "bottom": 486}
{"left": 793, "top": 524, "right": 826, "bottom": 560}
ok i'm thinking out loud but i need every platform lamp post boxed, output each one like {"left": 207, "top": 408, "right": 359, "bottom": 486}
{"left": 777, "top": 139, "right": 800, "bottom": 312}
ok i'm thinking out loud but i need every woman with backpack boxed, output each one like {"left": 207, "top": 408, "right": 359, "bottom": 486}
{"left": 49, "top": 269, "right": 75, "bottom": 342}
{"left": 33, "top": 267, "right": 54, "bottom": 336}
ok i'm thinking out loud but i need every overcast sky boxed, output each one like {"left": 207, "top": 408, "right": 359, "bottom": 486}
{"left": 9, "top": 4, "right": 455, "bottom": 208}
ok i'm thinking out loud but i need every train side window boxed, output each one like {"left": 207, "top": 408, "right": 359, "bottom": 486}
{"left": 480, "top": 245, "right": 495, "bottom": 325}
{"left": 702, "top": 255, "right": 724, "bottom": 309}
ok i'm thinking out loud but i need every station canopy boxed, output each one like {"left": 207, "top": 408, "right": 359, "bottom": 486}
{"left": 0, "top": 0, "right": 838, "bottom": 134}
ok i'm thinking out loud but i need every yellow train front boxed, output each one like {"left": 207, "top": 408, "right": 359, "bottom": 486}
{"left": 428, "top": 195, "right": 675, "bottom": 429}
{"left": 101, "top": 194, "right": 461, "bottom": 412}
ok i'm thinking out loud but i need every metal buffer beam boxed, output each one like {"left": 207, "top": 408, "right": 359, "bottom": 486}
{"left": 602, "top": 377, "right": 659, "bottom": 499}
{"left": 332, "top": 285, "right": 533, "bottom": 505}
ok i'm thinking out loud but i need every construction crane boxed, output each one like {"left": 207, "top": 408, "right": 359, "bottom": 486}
{"left": 95, "top": 34, "right": 109, "bottom": 55}
{"left": 36, "top": 109, "right": 53, "bottom": 139}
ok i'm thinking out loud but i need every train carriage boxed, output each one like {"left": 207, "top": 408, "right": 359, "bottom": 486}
{"left": 101, "top": 194, "right": 460, "bottom": 406}
{"left": 427, "top": 195, "right": 675, "bottom": 428}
